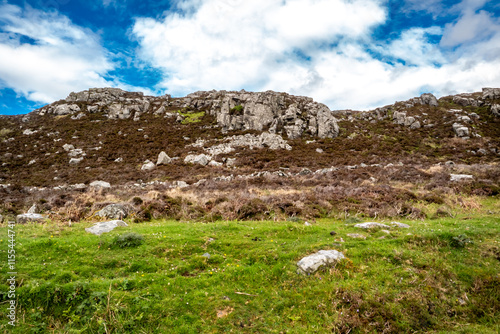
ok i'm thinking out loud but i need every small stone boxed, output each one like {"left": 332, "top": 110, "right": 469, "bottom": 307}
{"left": 16, "top": 213, "right": 46, "bottom": 224}
{"left": 346, "top": 233, "right": 366, "bottom": 239}
{"left": 141, "top": 161, "right": 155, "bottom": 171}
{"left": 329, "top": 231, "right": 337, "bottom": 236}
{"left": 90, "top": 180, "right": 111, "bottom": 189}
{"left": 391, "top": 222, "right": 410, "bottom": 228}
{"left": 304, "top": 222, "right": 311, "bottom": 226}
{"left": 297, "top": 250, "right": 345, "bottom": 275}
{"left": 157, "top": 151, "right": 172, "bottom": 165}
{"left": 450, "top": 174, "right": 473, "bottom": 182}
{"left": 202, "top": 253, "right": 211, "bottom": 259}
{"left": 354, "top": 222, "right": 391, "bottom": 229}
{"left": 85, "top": 220, "right": 128, "bottom": 236}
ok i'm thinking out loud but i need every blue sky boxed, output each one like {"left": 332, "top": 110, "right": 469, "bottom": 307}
{"left": 1, "top": 0, "right": 500, "bottom": 115}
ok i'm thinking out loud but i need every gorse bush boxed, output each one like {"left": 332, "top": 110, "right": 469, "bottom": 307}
{"left": 112, "top": 232, "right": 145, "bottom": 248}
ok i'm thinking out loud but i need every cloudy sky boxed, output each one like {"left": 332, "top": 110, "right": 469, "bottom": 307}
{"left": 0, "top": 0, "right": 499, "bottom": 115}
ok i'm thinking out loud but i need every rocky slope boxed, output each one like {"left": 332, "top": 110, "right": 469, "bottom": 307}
{"left": 0, "top": 87, "right": 499, "bottom": 221}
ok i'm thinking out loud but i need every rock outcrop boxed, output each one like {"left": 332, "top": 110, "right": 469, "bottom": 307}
{"left": 36, "top": 88, "right": 341, "bottom": 139}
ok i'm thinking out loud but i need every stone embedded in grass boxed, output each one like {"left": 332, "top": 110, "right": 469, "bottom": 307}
{"left": 391, "top": 222, "right": 410, "bottom": 228}
{"left": 346, "top": 233, "right": 366, "bottom": 239}
{"left": 202, "top": 253, "right": 211, "bottom": 259}
{"left": 97, "top": 204, "right": 128, "bottom": 219}
{"left": 297, "top": 250, "right": 345, "bottom": 275}
{"left": 16, "top": 213, "right": 46, "bottom": 224}
{"left": 355, "top": 222, "right": 391, "bottom": 229}
{"left": 85, "top": 220, "right": 128, "bottom": 236}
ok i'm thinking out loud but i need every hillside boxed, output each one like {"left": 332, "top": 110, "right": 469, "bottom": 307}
{"left": 0, "top": 87, "right": 499, "bottom": 221}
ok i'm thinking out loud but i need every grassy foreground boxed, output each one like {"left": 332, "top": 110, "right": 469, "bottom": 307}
{"left": 0, "top": 212, "right": 499, "bottom": 333}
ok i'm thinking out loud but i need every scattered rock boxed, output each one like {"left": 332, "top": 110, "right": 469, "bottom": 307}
{"left": 304, "top": 222, "right": 311, "bottom": 226}
{"left": 16, "top": 213, "right": 46, "bottom": 224}
{"left": 452, "top": 123, "right": 469, "bottom": 138}
{"left": 22, "top": 129, "right": 38, "bottom": 135}
{"left": 202, "top": 253, "right": 211, "bottom": 259}
{"left": 69, "top": 157, "right": 83, "bottom": 165}
{"left": 208, "top": 160, "right": 223, "bottom": 167}
{"left": 90, "top": 180, "right": 111, "bottom": 189}
{"left": 27, "top": 204, "right": 37, "bottom": 214}
{"left": 346, "top": 233, "right": 366, "bottom": 239}
{"left": 329, "top": 231, "right": 336, "bottom": 236}
{"left": 354, "top": 222, "right": 391, "bottom": 229}
{"left": 85, "top": 220, "right": 128, "bottom": 236}
{"left": 157, "top": 151, "right": 172, "bottom": 165}
{"left": 316, "top": 148, "right": 324, "bottom": 153}
{"left": 297, "top": 250, "right": 345, "bottom": 275}
{"left": 391, "top": 222, "right": 410, "bottom": 228}
{"left": 450, "top": 174, "right": 473, "bottom": 182}
{"left": 141, "top": 161, "right": 156, "bottom": 171}
{"left": 63, "top": 144, "right": 75, "bottom": 151}
{"left": 96, "top": 204, "right": 128, "bottom": 219}
{"left": 184, "top": 154, "right": 210, "bottom": 166}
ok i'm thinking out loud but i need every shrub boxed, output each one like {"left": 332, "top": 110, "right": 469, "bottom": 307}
{"left": 112, "top": 232, "right": 145, "bottom": 248}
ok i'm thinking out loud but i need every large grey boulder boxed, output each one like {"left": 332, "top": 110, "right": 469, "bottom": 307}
{"left": 16, "top": 213, "right": 46, "bottom": 224}
{"left": 355, "top": 222, "right": 391, "bottom": 229}
{"left": 297, "top": 250, "right": 345, "bottom": 275}
{"left": 96, "top": 204, "right": 128, "bottom": 219}
{"left": 53, "top": 104, "right": 80, "bottom": 115}
{"left": 85, "top": 220, "right": 128, "bottom": 236}
{"left": 420, "top": 93, "right": 439, "bottom": 107}
{"left": 157, "top": 151, "right": 172, "bottom": 165}
{"left": 482, "top": 87, "right": 500, "bottom": 100}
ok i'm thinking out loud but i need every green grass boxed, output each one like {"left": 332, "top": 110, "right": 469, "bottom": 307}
{"left": 1, "top": 214, "right": 499, "bottom": 333}
{"left": 175, "top": 110, "right": 206, "bottom": 124}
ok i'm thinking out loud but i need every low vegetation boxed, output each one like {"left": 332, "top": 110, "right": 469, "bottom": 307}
{"left": 0, "top": 207, "right": 498, "bottom": 333}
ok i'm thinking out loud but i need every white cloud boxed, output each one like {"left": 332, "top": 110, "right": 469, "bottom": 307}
{"left": 0, "top": 3, "right": 155, "bottom": 105}
{"left": 132, "top": 0, "right": 387, "bottom": 97}
{"left": 132, "top": 0, "right": 500, "bottom": 110}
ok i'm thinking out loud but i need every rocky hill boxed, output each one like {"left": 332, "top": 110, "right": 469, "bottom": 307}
{"left": 0, "top": 87, "right": 499, "bottom": 222}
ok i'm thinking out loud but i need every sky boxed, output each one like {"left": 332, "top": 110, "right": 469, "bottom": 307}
{"left": 0, "top": 0, "right": 500, "bottom": 115}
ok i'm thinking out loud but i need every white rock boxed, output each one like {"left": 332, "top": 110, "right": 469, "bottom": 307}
{"left": 23, "top": 129, "right": 38, "bottom": 135}
{"left": 450, "top": 174, "right": 473, "bottom": 182}
{"left": 157, "top": 151, "right": 172, "bottom": 165}
{"left": 184, "top": 154, "right": 210, "bottom": 166}
{"left": 69, "top": 157, "right": 83, "bottom": 165}
{"left": 16, "top": 213, "right": 46, "bottom": 224}
{"left": 85, "top": 220, "right": 128, "bottom": 236}
{"left": 355, "top": 222, "right": 391, "bottom": 229}
{"left": 347, "top": 233, "right": 366, "bottom": 239}
{"left": 297, "top": 250, "right": 345, "bottom": 275}
{"left": 90, "top": 180, "right": 111, "bottom": 188}
{"left": 391, "top": 222, "right": 410, "bottom": 228}
{"left": 208, "top": 160, "right": 223, "bottom": 167}
{"left": 141, "top": 161, "right": 156, "bottom": 170}
{"left": 63, "top": 144, "right": 75, "bottom": 151}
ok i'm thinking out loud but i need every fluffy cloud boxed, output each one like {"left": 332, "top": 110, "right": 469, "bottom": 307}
{"left": 133, "top": 0, "right": 500, "bottom": 110}
{"left": 0, "top": 4, "right": 114, "bottom": 103}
